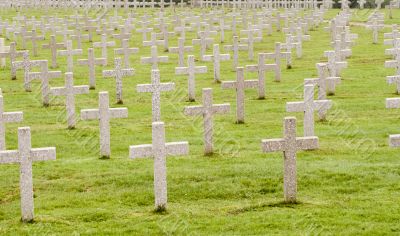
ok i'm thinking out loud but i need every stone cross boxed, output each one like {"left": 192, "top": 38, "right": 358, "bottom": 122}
{"left": 176, "top": 55, "right": 207, "bottom": 102}
{"left": 265, "top": 42, "right": 291, "bottom": 75}
{"left": 240, "top": 27, "right": 262, "bottom": 60}
{"left": 366, "top": 18, "right": 384, "bottom": 44}
{"left": 174, "top": 19, "right": 191, "bottom": 41}
{"left": 136, "top": 25, "right": 153, "bottom": 42}
{"left": 192, "top": 31, "right": 213, "bottom": 60}
{"left": 224, "top": 36, "right": 248, "bottom": 70}
{"left": 155, "top": 25, "right": 174, "bottom": 51}
{"left": 28, "top": 60, "right": 62, "bottom": 106}
{"left": 0, "top": 127, "right": 56, "bottom": 222}
{"left": 143, "top": 32, "right": 165, "bottom": 50}
{"left": 219, "top": 17, "right": 231, "bottom": 43}
{"left": 57, "top": 40, "right": 83, "bottom": 73}
{"left": 286, "top": 84, "right": 332, "bottom": 136}
{"left": 112, "top": 30, "right": 131, "bottom": 47}
{"left": 261, "top": 117, "right": 318, "bottom": 203}
{"left": 42, "top": 35, "right": 65, "bottom": 68}
{"left": 169, "top": 37, "right": 193, "bottom": 67}
{"left": 81, "top": 91, "right": 128, "bottom": 158}
{"left": 0, "top": 38, "right": 9, "bottom": 67}
{"left": 386, "top": 98, "right": 400, "bottom": 146}
{"left": 221, "top": 67, "right": 258, "bottom": 123}
{"left": 304, "top": 63, "right": 341, "bottom": 100}
{"left": 78, "top": 48, "right": 106, "bottom": 90}
{"left": 103, "top": 58, "right": 135, "bottom": 104}
{"left": 71, "top": 29, "right": 89, "bottom": 49}
{"left": 324, "top": 50, "right": 347, "bottom": 77}
{"left": 129, "top": 121, "right": 189, "bottom": 211}
{"left": 12, "top": 51, "right": 43, "bottom": 92}
{"left": 114, "top": 39, "right": 139, "bottom": 69}
{"left": 0, "top": 95, "right": 23, "bottom": 150}
{"left": 93, "top": 34, "right": 115, "bottom": 65}
{"left": 385, "top": 53, "right": 400, "bottom": 75}
{"left": 203, "top": 44, "right": 230, "bottom": 83}
{"left": 282, "top": 34, "right": 300, "bottom": 61}
{"left": 141, "top": 46, "right": 169, "bottom": 70}
{"left": 246, "top": 53, "right": 279, "bottom": 99}
{"left": 0, "top": 42, "right": 25, "bottom": 80}
{"left": 23, "top": 29, "right": 44, "bottom": 57}
{"left": 137, "top": 69, "right": 175, "bottom": 122}
{"left": 387, "top": 75, "right": 400, "bottom": 94}
{"left": 50, "top": 72, "right": 89, "bottom": 129}
{"left": 184, "top": 88, "right": 230, "bottom": 155}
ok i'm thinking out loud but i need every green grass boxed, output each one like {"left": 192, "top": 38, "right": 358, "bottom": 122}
{"left": 0, "top": 7, "right": 399, "bottom": 235}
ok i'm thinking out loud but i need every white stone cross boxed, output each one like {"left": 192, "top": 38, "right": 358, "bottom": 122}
{"left": 50, "top": 72, "right": 89, "bottom": 129}
{"left": 286, "top": 84, "right": 332, "bottom": 136}
{"left": 23, "top": 29, "right": 44, "bottom": 57}
{"left": 12, "top": 51, "right": 43, "bottom": 92}
{"left": 176, "top": 55, "right": 207, "bottom": 102}
{"left": 304, "top": 63, "right": 341, "bottom": 100}
{"left": 57, "top": 40, "right": 83, "bottom": 73}
{"left": 81, "top": 91, "right": 128, "bottom": 158}
{"left": 169, "top": 37, "right": 193, "bottom": 67}
{"left": 103, "top": 57, "right": 135, "bottom": 104}
{"left": 203, "top": 44, "right": 230, "bottom": 83}
{"left": 366, "top": 18, "right": 384, "bottom": 44}
{"left": 42, "top": 35, "right": 65, "bottom": 68}
{"left": 114, "top": 39, "right": 139, "bottom": 69}
{"left": 265, "top": 42, "right": 292, "bottom": 76}
{"left": 0, "top": 42, "right": 25, "bottom": 80}
{"left": 136, "top": 25, "right": 153, "bottom": 42}
{"left": 221, "top": 67, "right": 258, "bottom": 123}
{"left": 0, "top": 95, "right": 23, "bottom": 150}
{"left": 141, "top": 45, "right": 169, "bottom": 70}
{"left": 137, "top": 69, "right": 175, "bottom": 122}
{"left": 129, "top": 121, "right": 189, "bottom": 211}
{"left": 0, "top": 127, "right": 56, "bottom": 222}
{"left": 261, "top": 117, "right": 318, "bottom": 203}
{"left": 93, "top": 34, "right": 115, "bottom": 65}
{"left": 246, "top": 53, "right": 279, "bottom": 99}
{"left": 143, "top": 32, "right": 165, "bottom": 48}
{"left": 224, "top": 36, "right": 248, "bottom": 71}
{"left": 240, "top": 27, "right": 262, "bottom": 60}
{"left": 78, "top": 48, "right": 107, "bottom": 90}
{"left": 184, "top": 88, "right": 230, "bottom": 155}
{"left": 28, "top": 60, "right": 62, "bottom": 106}
{"left": 71, "top": 29, "right": 89, "bottom": 49}
{"left": 192, "top": 31, "right": 214, "bottom": 61}
{"left": 324, "top": 50, "right": 347, "bottom": 77}
{"left": 282, "top": 34, "right": 300, "bottom": 60}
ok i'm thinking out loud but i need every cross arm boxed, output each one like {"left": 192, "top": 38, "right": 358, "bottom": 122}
{"left": 3, "top": 112, "right": 23, "bottom": 123}
{"left": 50, "top": 87, "right": 67, "bottom": 96}
{"left": 221, "top": 81, "right": 237, "bottom": 89}
{"left": 73, "top": 86, "right": 90, "bottom": 95}
{"left": 183, "top": 105, "right": 204, "bottom": 116}
{"left": 296, "top": 136, "right": 319, "bottom": 150}
{"left": 109, "top": 108, "right": 128, "bottom": 119}
{"left": 286, "top": 101, "right": 305, "bottom": 112}
{"left": 102, "top": 70, "right": 116, "bottom": 78}
{"left": 195, "top": 66, "right": 207, "bottom": 74}
{"left": 81, "top": 109, "right": 100, "bottom": 120}
{"left": 212, "top": 104, "right": 230, "bottom": 114}
{"left": 166, "top": 141, "right": 189, "bottom": 156}
{"left": 31, "top": 147, "right": 56, "bottom": 161}
{"left": 175, "top": 67, "right": 189, "bottom": 75}
{"left": 129, "top": 144, "right": 153, "bottom": 159}
{"left": 137, "top": 84, "right": 153, "bottom": 93}
{"left": 387, "top": 75, "right": 400, "bottom": 84}
{"left": 389, "top": 134, "right": 400, "bottom": 147}
{"left": 314, "top": 100, "right": 333, "bottom": 111}
{"left": 261, "top": 138, "right": 285, "bottom": 152}
{"left": 386, "top": 98, "right": 400, "bottom": 109}
{"left": 0, "top": 150, "right": 20, "bottom": 164}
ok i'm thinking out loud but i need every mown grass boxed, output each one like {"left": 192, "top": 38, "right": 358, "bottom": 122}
{"left": 0, "top": 7, "right": 399, "bottom": 235}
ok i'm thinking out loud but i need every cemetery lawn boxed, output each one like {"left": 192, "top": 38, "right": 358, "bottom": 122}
{"left": 0, "top": 8, "right": 400, "bottom": 235}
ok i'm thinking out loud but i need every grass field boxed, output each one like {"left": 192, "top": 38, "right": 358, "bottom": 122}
{"left": 0, "top": 7, "right": 399, "bottom": 235}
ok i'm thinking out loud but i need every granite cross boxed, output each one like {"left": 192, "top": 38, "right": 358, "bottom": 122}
{"left": 78, "top": 47, "right": 107, "bottom": 90}
{"left": 176, "top": 55, "right": 207, "bottom": 102}
{"left": 261, "top": 117, "right": 318, "bottom": 203}
{"left": 93, "top": 34, "right": 115, "bottom": 65}
{"left": 42, "top": 35, "right": 65, "bottom": 68}
{"left": 168, "top": 37, "right": 193, "bottom": 67}
{"left": 0, "top": 127, "right": 56, "bottom": 222}
{"left": 114, "top": 39, "right": 139, "bottom": 69}
{"left": 286, "top": 84, "right": 332, "bottom": 136}
{"left": 129, "top": 121, "right": 189, "bottom": 211}
{"left": 141, "top": 45, "right": 169, "bottom": 70}
{"left": 57, "top": 40, "right": 83, "bottom": 73}
{"left": 184, "top": 88, "right": 230, "bottom": 155}
{"left": 103, "top": 57, "right": 135, "bottom": 104}
{"left": 50, "top": 72, "right": 89, "bottom": 129}
{"left": 137, "top": 69, "right": 175, "bottom": 122}
{"left": 224, "top": 36, "right": 248, "bottom": 70}
{"left": 81, "top": 91, "right": 128, "bottom": 158}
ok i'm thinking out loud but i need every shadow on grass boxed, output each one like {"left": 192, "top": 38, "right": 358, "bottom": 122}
{"left": 228, "top": 201, "right": 305, "bottom": 215}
